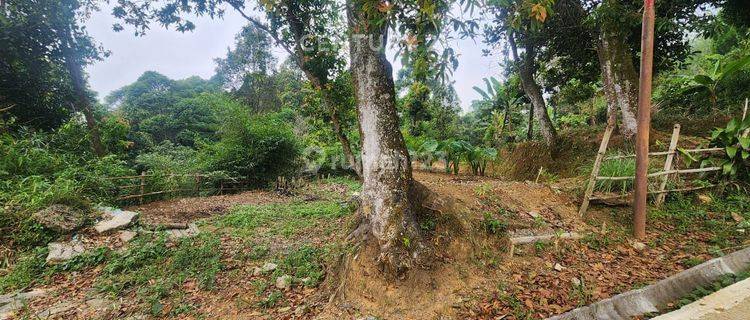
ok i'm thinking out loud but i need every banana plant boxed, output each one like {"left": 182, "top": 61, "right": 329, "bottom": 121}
{"left": 415, "top": 139, "right": 439, "bottom": 170}
{"left": 438, "top": 139, "right": 471, "bottom": 175}
{"left": 466, "top": 146, "right": 498, "bottom": 176}
{"left": 684, "top": 54, "right": 750, "bottom": 112}
{"left": 473, "top": 77, "right": 522, "bottom": 145}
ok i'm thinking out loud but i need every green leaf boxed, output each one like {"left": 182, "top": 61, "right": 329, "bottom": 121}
{"left": 727, "top": 146, "right": 738, "bottom": 158}
{"left": 727, "top": 118, "right": 739, "bottom": 134}
{"left": 711, "top": 128, "right": 724, "bottom": 140}
{"left": 472, "top": 86, "right": 490, "bottom": 100}
{"left": 723, "top": 161, "right": 734, "bottom": 175}
{"left": 693, "top": 74, "right": 715, "bottom": 86}
{"left": 740, "top": 137, "right": 750, "bottom": 150}
{"left": 678, "top": 147, "right": 698, "bottom": 166}
{"left": 743, "top": 150, "right": 750, "bottom": 160}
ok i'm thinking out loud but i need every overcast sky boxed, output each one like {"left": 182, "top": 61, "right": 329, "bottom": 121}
{"left": 84, "top": 5, "right": 499, "bottom": 112}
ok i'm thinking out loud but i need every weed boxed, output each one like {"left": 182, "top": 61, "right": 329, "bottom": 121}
{"left": 275, "top": 245, "right": 326, "bottom": 287}
{"left": 97, "top": 233, "right": 222, "bottom": 316}
{"left": 259, "top": 291, "right": 283, "bottom": 309}
{"left": 595, "top": 157, "right": 636, "bottom": 194}
{"left": 0, "top": 247, "right": 47, "bottom": 293}
{"left": 474, "top": 183, "right": 493, "bottom": 197}
{"left": 481, "top": 212, "right": 508, "bottom": 235}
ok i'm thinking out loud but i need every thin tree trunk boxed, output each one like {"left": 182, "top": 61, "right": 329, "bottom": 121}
{"left": 60, "top": 31, "right": 104, "bottom": 157}
{"left": 323, "top": 89, "right": 362, "bottom": 177}
{"left": 597, "top": 27, "right": 638, "bottom": 137}
{"left": 347, "top": 1, "right": 421, "bottom": 274}
{"left": 508, "top": 32, "right": 557, "bottom": 147}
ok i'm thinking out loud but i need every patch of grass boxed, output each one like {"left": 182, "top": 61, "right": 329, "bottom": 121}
{"left": 215, "top": 201, "right": 351, "bottom": 238}
{"left": 595, "top": 157, "right": 636, "bottom": 194}
{"left": 274, "top": 245, "right": 327, "bottom": 287}
{"left": 97, "top": 233, "right": 222, "bottom": 317}
{"left": 0, "top": 247, "right": 47, "bottom": 293}
{"left": 320, "top": 176, "right": 361, "bottom": 192}
{"left": 258, "top": 291, "right": 283, "bottom": 309}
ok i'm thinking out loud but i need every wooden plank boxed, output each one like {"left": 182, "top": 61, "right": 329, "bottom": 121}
{"left": 604, "top": 151, "right": 673, "bottom": 160}
{"left": 656, "top": 124, "right": 681, "bottom": 205}
{"left": 579, "top": 125, "right": 615, "bottom": 217}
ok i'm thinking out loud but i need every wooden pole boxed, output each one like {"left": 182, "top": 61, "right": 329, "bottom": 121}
{"left": 139, "top": 171, "right": 146, "bottom": 205}
{"left": 579, "top": 125, "right": 615, "bottom": 216}
{"left": 633, "top": 0, "right": 656, "bottom": 239}
{"left": 655, "top": 124, "right": 681, "bottom": 205}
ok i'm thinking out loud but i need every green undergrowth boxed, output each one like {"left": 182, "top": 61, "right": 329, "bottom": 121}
{"left": 0, "top": 233, "right": 222, "bottom": 317}
{"left": 214, "top": 200, "right": 354, "bottom": 238}
{"left": 96, "top": 234, "right": 222, "bottom": 316}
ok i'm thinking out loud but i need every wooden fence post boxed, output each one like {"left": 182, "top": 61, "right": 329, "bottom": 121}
{"left": 139, "top": 171, "right": 146, "bottom": 205}
{"left": 194, "top": 173, "right": 201, "bottom": 196}
{"left": 579, "top": 125, "right": 615, "bottom": 217}
{"left": 655, "top": 124, "right": 681, "bottom": 205}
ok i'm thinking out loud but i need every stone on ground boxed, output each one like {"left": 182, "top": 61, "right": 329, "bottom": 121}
{"left": 275, "top": 275, "right": 292, "bottom": 290}
{"left": 253, "top": 262, "right": 278, "bottom": 276}
{"left": 31, "top": 204, "right": 88, "bottom": 234}
{"left": 166, "top": 223, "right": 199, "bottom": 239}
{"left": 35, "top": 301, "right": 75, "bottom": 318}
{"left": 46, "top": 240, "right": 85, "bottom": 263}
{"left": 118, "top": 230, "right": 137, "bottom": 243}
{"left": 94, "top": 207, "right": 138, "bottom": 234}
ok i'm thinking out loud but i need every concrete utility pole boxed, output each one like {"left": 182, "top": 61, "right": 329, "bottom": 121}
{"left": 633, "top": 0, "right": 656, "bottom": 239}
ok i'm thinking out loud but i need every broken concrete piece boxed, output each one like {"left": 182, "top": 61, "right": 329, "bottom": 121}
{"left": 94, "top": 207, "right": 138, "bottom": 234}
{"left": 0, "top": 289, "right": 47, "bottom": 319}
{"left": 46, "top": 241, "right": 85, "bottom": 263}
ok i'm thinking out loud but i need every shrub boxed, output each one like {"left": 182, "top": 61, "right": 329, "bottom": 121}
{"left": 200, "top": 112, "right": 301, "bottom": 185}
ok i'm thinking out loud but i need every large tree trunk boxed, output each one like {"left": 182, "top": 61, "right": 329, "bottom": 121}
{"left": 347, "top": 1, "right": 421, "bottom": 274}
{"left": 60, "top": 31, "right": 104, "bottom": 157}
{"left": 509, "top": 32, "right": 557, "bottom": 147}
{"left": 597, "top": 27, "right": 638, "bottom": 137}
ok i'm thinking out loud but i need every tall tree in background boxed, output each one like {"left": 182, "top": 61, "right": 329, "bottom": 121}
{"left": 214, "top": 24, "right": 282, "bottom": 113}
{"left": 57, "top": 1, "right": 105, "bottom": 157}
{"left": 0, "top": 0, "right": 106, "bottom": 152}
{"left": 112, "top": 0, "right": 363, "bottom": 178}
{"left": 486, "top": 0, "right": 558, "bottom": 148}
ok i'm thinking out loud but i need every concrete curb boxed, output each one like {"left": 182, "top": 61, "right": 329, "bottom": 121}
{"left": 652, "top": 277, "right": 750, "bottom": 319}
{"left": 547, "top": 246, "right": 750, "bottom": 320}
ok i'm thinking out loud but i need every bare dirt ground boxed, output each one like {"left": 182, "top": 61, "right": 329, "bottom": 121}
{"left": 8, "top": 171, "right": 747, "bottom": 319}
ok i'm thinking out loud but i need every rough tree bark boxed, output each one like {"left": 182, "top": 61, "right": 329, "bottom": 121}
{"left": 597, "top": 27, "right": 638, "bottom": 137}
{"left": 347, "top": 1, "right": 422, "bottom": 274}
{"left": 59, "top": 30, "right": 104, "bottom": 157}
{"left": 508, "top": 32, "right": 557, "bottom": 147}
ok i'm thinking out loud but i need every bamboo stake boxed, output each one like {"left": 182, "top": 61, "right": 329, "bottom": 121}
{"left": 579, "top": 125, "right": 615, "bottom": 217}
{"left": 655, "top": 124, "right": 681, "bottom": 205}
{"left": 139, "top": 171, "right": 146, "bottom": 205}
{"left": 743, "top": 98, "right": 749, "bottom": 138}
